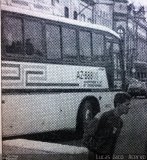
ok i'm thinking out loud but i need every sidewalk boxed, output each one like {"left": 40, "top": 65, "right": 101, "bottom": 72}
{"left": 3, "top": 139, "right": 88, "bottom": 160}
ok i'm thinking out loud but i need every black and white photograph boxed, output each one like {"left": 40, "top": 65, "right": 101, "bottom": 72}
{"left": 1, "top": 0, "right": 147, "bottom": 159}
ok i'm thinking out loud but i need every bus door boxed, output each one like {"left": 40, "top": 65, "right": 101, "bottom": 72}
{"left": 105, "top": 38, "right": 123, "bottom": 90}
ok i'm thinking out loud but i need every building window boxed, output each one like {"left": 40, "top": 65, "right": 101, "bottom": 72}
{"left": 117, "top": 26, "right": 125, "bottom": 39}
{"left": 51, "top": 0, "right": 59, "bottom": 5}
{"left": 51, "top": 0, "right": 55, "bottom": 5}
{"left": 141, "top": 72, "right": 144, "bottom": 79}
{"left": 137, "top": 72, "right": 140, "bottom": 79}
{"left": 106, "top": 13, "right": 108, "bottom": 19}
{"left": 73, "top": 11, "right": 78, "bottom": 20}
{"left": 103, "top": 12, "right": 105, "bottom": 18}
{"left": 88, "top": 18, "right": 92, "bottom": 23}
{"left": 64, "top": 7, "right": 69, "bottom": 18}
{"left": 81, "top": 14, "right": 85, "bottom": 21}
{"left": 100, "top": 10, "right": 102, "bottom": 17}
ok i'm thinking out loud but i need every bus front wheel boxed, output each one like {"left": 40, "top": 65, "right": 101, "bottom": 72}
{"left": 76, "top": 100, "right": 95, "bottom": 139}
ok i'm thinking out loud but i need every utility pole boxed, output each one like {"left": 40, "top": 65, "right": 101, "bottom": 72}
{"left": 132, "top": 11, "right": 137, "bottom": 78}
{"left": 92, "top": 2, "right": 95, "bottom": 23}
{"left": 112, "top": 0, "right": 115, "bottom": 30}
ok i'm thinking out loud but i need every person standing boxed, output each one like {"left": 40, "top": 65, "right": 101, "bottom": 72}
{"left": 83, "top": 93, "right": 131, "bottom": 160}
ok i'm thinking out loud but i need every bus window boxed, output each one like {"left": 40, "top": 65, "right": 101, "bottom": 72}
{"left": 105, "top": 41, "right": 113, "bottom": 63}
{"left": 92, "top": 33, "right": 104, "bottom": 63}
{"left": 4, "top": 16, "right": 23, "bottom": 54}
{"left": 113, "top": 43, "right": 122, "bottom": 89}
{"left": 24, "top": 20, "right": 43, "bottom": 56}
{"left": 113, "top": 43, "right": 121, "bottom": 70}
{"left": 46, "top": 24, "right": 61, "bottom": 60}
{"left": 62, "top": 27, "right": 77, "bottom": 60}
{"left": 105, "top": 41, "right": 114, "bottom": 89}
{"left": 79, "top": 31, "right": 92, "bottom": 62}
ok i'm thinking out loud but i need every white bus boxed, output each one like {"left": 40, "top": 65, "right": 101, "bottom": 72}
{"left": 1, "top": 0, "right": 126, "bottom": 138}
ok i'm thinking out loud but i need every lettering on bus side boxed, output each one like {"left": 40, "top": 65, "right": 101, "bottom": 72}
{"left": 77, "top": 71, "right": 93, "bottom": 80}
{"left": 76, "top": 71, "right": 100, "bottom": 80}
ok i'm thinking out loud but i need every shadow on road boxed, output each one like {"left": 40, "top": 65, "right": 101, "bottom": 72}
{"left": 3, "top": 130, "right": 82, "bottom": 144}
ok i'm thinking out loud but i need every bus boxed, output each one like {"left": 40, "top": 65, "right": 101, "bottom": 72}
{"left": 1, "top": 0, "right": 126, "bottom": 138}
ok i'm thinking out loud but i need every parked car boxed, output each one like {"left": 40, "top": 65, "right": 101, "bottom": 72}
{"left": 127, "top": 80, "right": 147, "bottom": 98}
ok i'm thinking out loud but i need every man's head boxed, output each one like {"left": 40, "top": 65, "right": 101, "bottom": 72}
{"left": 114, "top": 93, "right": 131, "bottom": 115}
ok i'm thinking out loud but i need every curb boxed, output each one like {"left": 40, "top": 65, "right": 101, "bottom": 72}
{"left": 3, "top": 139, "right": 89, "bottom": 160}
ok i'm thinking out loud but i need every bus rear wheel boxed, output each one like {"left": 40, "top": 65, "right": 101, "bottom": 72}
{"left": 76, "top": 100, "right": 95, "bottom": 139}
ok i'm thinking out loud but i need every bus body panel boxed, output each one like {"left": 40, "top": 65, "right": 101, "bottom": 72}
{"left": 2, "top": 90, "right": 117, "bottom": 137}
{"left": 2, "top": 93, "right": 60, "bottom": 137}
{"left": 2, "top": 61, "right": 109, "bottom": 90}
{"left": 58, "top": 91, "right": 117, "bottom": 129}
{"left": 1, "top": 1, "right": 124, "bottom": 137}
{"left": 2, "top": 60, "right": 112, "bottom": 137}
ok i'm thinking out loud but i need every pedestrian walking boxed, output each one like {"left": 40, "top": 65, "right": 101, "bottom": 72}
{"left": 83, "top": 93, "right": 131, "bottom": 160}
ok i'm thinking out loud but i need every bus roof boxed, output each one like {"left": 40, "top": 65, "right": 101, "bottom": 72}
{"left": 1, "top": 3, "right": 120, "bottom": 39}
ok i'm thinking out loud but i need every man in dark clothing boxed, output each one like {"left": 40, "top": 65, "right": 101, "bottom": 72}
{"left": 83, "top": 93, "right": 131, "bottom": 160}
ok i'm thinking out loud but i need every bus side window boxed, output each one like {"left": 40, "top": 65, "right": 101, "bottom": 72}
{"left": 113, "top": 43, "right": 122, "bottom": 89}
{"left": 105, "top": 41, "right": 114, "bottom": 90}
{"left": 92, "top": 33, "right": 104, "bottom": 64}
{"left": 79, "top": 31, "right": 92, "bottom": 62}
{"left": 46, "top": 24, "right": 61, "bottom": 60}
{"left": 62, "top": 27, "right": 77, "bottom": 61}
{"left": 3, "top": 16, "right": 23, "bottom": 54}
{"left": 24, "top": 20, "right": 43, "bottom": 56}
{"left": 25, "top": 39, "right": 34, "bottom": 55}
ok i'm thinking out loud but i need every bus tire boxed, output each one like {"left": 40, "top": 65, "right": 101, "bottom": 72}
{"left": 76, "top": 98, "right": 100, "bottom": 139}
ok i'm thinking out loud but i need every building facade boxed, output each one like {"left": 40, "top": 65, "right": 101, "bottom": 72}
{"left": 52, "top": 0, "right": 114, "bottom": 29}
{"left": 94, "top": 0, "right": 113, "bottom": 29}
{"left": 112, "top": 0, "right": 128, "bottom": 84}
{"left": 4, "top": 0, "right": 113, "bottom": 28}
{"left": 113, "top": 0, "right": 147, "bottom": 84}
{"left": 59, "top": 0, "right": 114, "bottom": 29}
{"left": 127, "top": 4, "right": 147, "bottom": 83}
